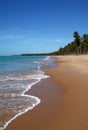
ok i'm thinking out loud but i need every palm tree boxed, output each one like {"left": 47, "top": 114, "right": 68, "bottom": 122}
{"left": 82, "top": 34, "right": 88, "bottom": 54}
{"left": 73, "top": 31, "right": 81, "bottom": 54}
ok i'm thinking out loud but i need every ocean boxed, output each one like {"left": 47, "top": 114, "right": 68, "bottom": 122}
{"left": 0, "top": 56, "right": 55, "bottom": 130}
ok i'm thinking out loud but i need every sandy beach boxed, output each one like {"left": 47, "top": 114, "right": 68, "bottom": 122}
{"left": 5, "top": 55, "right": 88, "bottom": 130}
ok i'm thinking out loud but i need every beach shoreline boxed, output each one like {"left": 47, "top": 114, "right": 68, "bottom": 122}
{"left": 5, "top": 55, "right": 88, "bottom": 130}
{"left": 45, "top": 55, "right": 88, "bottom": 130}
{"left": 5, "top": 78, "right": 61, "bottom": 130}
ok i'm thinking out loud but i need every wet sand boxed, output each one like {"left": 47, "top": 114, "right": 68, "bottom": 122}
{"left": 5, "top": 78, "right": 62, "bottom": 130}
{"left": 5, "top": 55, "right": 88, "bottom": 130}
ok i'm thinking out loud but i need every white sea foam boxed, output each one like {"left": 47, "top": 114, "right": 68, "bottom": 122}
{"left": 0, "top": 56, "right": 53, "bottom": 130}
{"left": 0, "top": 70, "right": 49, "bottom": 82}
{"left": 0, "top": 71, "right": 49, "bottom": 130}
{"left": 1, "top": 82, "right": 40, "bottom": 130}
{"left": 44, "top": 56, "right": 50, "bottom": 61}
{"left": 34, "top": 61, "right": 41, "bottom": 64}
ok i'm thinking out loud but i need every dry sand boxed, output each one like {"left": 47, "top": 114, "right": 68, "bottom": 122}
{"left": 5, "top": 55, "right": 88, "bottom": 130}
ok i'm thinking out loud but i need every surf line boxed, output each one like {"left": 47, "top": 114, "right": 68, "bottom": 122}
{"left": 1, "top": 72, "right": 49, "bottom": 130}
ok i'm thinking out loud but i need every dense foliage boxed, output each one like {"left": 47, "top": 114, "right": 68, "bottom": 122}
{"left": 51, "top": 32, "right": 88, "bottom": 55}
{"left": 21, "top": 32, "right": 88, "bottom": 56}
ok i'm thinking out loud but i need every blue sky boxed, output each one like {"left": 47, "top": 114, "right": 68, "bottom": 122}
{"left": 0, "top": 0, "right": 88, "bottom": 55}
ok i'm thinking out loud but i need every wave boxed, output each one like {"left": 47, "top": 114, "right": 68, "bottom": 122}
{"left": 34, "top": 61, "right": 41, "bottom": 64}
{"left": 1, "top": 80, "right": 41, "bottom": 130}
{"left": 0, "top": 70, "right": 49, "bottom": 130}
{"left": 0, "top": 71, "right": 49, "bottom": 82}
{"left": 0, "top": 56, "right": 53, "bottom": 130}
{"left": 44, "top": 56, "right": 50, "bottom": 61}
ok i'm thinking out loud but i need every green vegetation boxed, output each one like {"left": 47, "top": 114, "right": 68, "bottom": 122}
{"left": 20, "top": 53, "right": 49, "bottom": 56}
{"left": 21, "top": 32, "right": 88, "bottom": 56}
{"left": 51, "top": 32, "right": 88, "bottom": 55}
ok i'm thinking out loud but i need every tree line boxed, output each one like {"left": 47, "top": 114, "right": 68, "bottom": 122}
{"left": 20, "top": 32, "right": 88, "bottom": 56}
{"left": 50, "top": 32, "right": 88, "bottom": 55}
{"left": 20, "top": 53, "right": 49, "bottom": 56}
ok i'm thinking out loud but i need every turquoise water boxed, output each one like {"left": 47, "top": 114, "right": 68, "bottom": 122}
{"left": 0, "top": 56, "right": 55, "bottom": 130}
{"left": 0, "top": 56, "right": 45, "bottom": 75}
